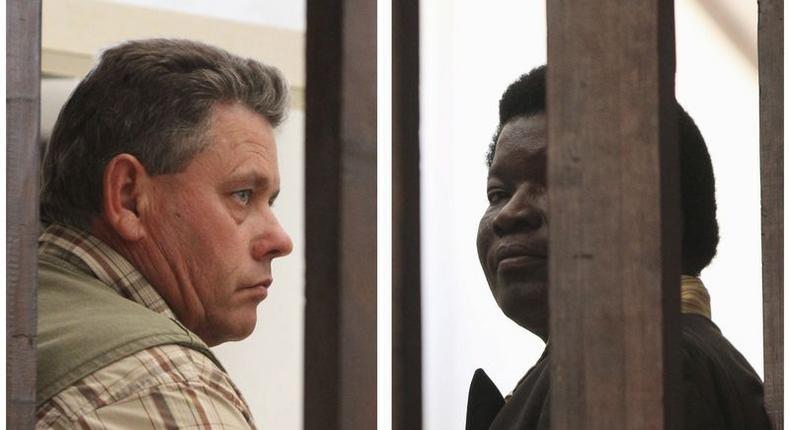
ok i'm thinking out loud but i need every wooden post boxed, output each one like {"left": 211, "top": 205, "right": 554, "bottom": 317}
{"left": 7, "top": 0, "right": 42, "bottom": 428}
{"left": 304, "top": 0, "right": 377, "bottom": 429}
{"left": 546, "top": 1, "right": 680, "bottom": 429}
{"left": 392, "top": 1, "right": 422, "bottom": 429}
{"left": 758, "top": 0, "right": 783, "bottom": 428}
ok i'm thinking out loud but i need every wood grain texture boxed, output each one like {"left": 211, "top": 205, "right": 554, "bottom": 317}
{"left": 392, "top": 1, "right": 423, "bottom": 429}
{"left": 304, "top": 0, "right": 377, "bottom": 429}
{"left": 7, "top": 0, "right": 42, "bottom": 429}
{"left": 546, "top": 1, "right": 680, "bottom": 429}
{"left": 758, "top": 0, "right": 783, "bottom": 428}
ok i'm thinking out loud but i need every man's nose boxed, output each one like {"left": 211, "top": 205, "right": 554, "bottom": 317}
{"left": 251, "top": 213, "right": 293, "bottom": 261}
{"left": 492, "top": 191, "right": 545, "bottom": 235}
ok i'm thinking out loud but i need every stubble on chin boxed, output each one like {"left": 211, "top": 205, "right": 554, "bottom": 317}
{"left": 494, "top": 277, "right": 548, "bottom": 335}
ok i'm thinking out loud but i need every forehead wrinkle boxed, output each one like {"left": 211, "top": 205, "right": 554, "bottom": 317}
{"left": 499, "top": 124, "right": 545, "bottom": 155}
{"left": 226, "top": 162, "right": 278, "bottom": 189}
{"left": 504, "top": 123, "right": 540, "bottom": 140}
{"left": 207, "top": 113, "right": 274, "bottom": 149}
{"left": 496, "top": 138, "right": 547, "bottom": 159}
{"left": 215, "top": 135, "right": 276, "bottom": 169}
{"left": 490, "top": 139, "right": 547, "bottom": 180}
{"left": 227, "top": 155, "right": 280, "bottom": 192}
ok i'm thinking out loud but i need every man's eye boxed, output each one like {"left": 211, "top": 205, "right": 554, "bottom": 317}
{"left": 487, "top": 190, "right": 508, "bottom": 204}
{"left": 233, "top": 189, "right": 253, "bottom": 205}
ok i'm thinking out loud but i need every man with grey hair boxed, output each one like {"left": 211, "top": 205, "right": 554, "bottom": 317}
{"left": 36, "top": 39, "right": 292, "bottom": 429}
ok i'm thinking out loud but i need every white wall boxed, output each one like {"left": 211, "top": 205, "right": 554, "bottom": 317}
{"left": 420, "top": 3, "right": 547, "bottom": 430}
{"left": 106, "top": 0, "right": 305, "bottom": 30}
{"left": 675, "top": 1, "right": 762, "bottom": 381}
{"left": 420, "top": 2, "right": 761, "bottom": 429}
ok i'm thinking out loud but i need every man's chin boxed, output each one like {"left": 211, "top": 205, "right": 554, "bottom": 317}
{"left": 494, "top": 280, "right": 548, "bottom": 338}
{"left": 201, "top": 315, "right": 258, "bottom": 346}
{"left": 229, "top": 317, "right": 259, "bottom": 342}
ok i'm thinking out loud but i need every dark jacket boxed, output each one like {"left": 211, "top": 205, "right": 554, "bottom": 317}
{"left": 466, "top": 314, "right": 771, "bottom": 430}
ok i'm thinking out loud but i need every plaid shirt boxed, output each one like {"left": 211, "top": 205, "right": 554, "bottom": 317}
{"left": 36, "top": 224, "right": 257, "bottom": 429}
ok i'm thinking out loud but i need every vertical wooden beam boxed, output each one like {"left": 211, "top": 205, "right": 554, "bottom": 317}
{"left": 7, "top": 1, "right": 42, "bottom": 428}
{"left": 546, "top": 1, "right": 680, "bottom": 429}
{"left": 392, "top": 1, "right": 422, "bottom": 429}
{"left": 305, "top": 0, "right": 377, "bottom": 429}
{"left": 758, "top": 0, "right": 783, "bottom": 428}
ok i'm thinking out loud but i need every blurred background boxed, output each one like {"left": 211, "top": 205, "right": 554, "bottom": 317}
{"left": 40, "top": 1, "right": 306, "bottom": 428}
{"left": 419, "top": 1, "right": 761, "bottom": 429}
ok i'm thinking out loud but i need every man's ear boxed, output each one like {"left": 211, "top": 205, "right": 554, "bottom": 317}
{"left": 101, "top": 154, "right": 149, "bottom": 242}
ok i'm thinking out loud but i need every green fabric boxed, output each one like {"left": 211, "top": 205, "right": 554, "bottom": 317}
{"left": 37, "top": 253, "right": 222, "bottom": 406}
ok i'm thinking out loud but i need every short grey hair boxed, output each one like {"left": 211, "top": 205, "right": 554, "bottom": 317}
{"left": 41, "top": 38, "right": 289, "bottom": 229}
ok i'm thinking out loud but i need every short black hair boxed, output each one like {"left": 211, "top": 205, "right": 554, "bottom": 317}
{"left": 488, "top": 65, "right": 719, "bottom": 275}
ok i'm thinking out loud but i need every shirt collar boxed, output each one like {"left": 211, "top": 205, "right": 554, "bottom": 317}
{"left": 681, "top": 275, "right": 712, "bottom": 319}
{"left": 39, "top": 223, "right": 177, "bottom": 320}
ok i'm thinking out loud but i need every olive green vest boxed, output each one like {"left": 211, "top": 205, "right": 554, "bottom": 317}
{"left": 37, "top": 253, "right": 222, "bottom": 406}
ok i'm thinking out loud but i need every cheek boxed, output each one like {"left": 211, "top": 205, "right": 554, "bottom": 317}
{"left": 476, "top": 214, "right": 494, "bottom": 269}
{"left": 537, "top": 195, "right": 548, "bottom": 221}
{"left": 176, "top": 194, "right": 233, "bottom": 235}
{"left": 168, "top": 199, "right": 238, "bottom": 269}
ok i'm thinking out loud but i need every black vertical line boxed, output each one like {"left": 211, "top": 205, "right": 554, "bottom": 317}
{"left": 658, "top": 0, "right": 681, "bottom": 428}
{"left": 305, "top": 1, "right": 377, "bottom": 428}
{"left": 305, "top": 1, "right": 344, "bottom": 428}
{"left": 393, "top": 1, "right": 423, "bottom": 429}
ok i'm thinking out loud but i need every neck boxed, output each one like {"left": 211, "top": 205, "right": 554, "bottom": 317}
{"left": 680, "top": 275, "right": 711, "bottom": 319}
{"left": 90, "top": 219, "right": 206, "bottom": 336}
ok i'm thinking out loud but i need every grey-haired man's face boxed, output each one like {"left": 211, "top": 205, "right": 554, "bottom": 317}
{"left": 137, "top": 103, "right": 293, "bottom": 346}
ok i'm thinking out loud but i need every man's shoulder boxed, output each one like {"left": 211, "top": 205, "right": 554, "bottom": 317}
{"left": 38, "top": 251, "right": 219, "bottom": 388}
{"left": 679, "top": 314, "right": 770, "bottom": 429}
{"left": 679, "top": 313, "right": 760, "bottom": 379}
{"left": 36, "top": 344, "right": 254, "bottom": 429}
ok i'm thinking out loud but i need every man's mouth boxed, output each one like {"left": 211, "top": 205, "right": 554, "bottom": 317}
{"left": 241, "top": 278, "right": 272, "bottom": 293}
{"left": 494, "top": 244, "right": 547, "bottom": 271}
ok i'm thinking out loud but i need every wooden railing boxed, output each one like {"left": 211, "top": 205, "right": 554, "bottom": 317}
{"left": 304, "top": 0, "right": 378, "bottom": 429}
{"left": 758, "top": 0, "right": 784, "bottom": 428}
{"left": 7, "top": 1, "right": 42, "bottom": 428}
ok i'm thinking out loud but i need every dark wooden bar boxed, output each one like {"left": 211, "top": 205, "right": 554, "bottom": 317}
{"left": 7, "top": 0, "right": 42, "bottom": 428}
{"left": 546, "top": 1, "right": 680, "bottom": 429}
{"left": 392, "top": 1, "right": 423, "bottom": 429}
{"left": 758, "top": 0, "right": 784, "bottom": 428}
{"left": 304, "top": 0, "right": 377, "bottom": 429}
